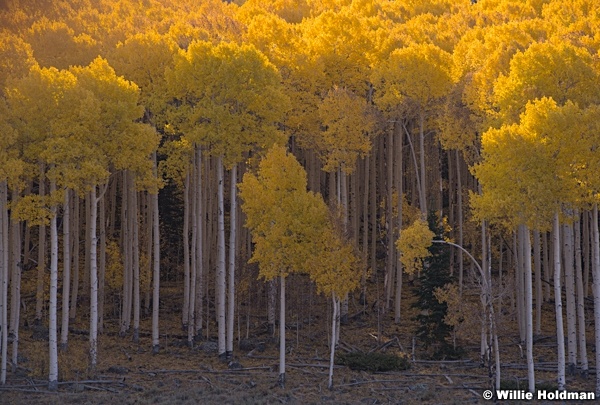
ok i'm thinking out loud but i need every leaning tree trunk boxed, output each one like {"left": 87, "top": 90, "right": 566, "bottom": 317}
{"left": 328, "top": 293, "right": 340, "bottom": 390}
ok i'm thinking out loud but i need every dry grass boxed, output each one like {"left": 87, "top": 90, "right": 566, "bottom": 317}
{"left": 0, "top": 278, "right": 597, "bottom": 404}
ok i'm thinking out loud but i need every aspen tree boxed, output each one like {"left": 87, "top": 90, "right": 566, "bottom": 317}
{"left": 168, "top": 40, "right": 289, "bottom": 358}
{"left": 240, "top": 145, "right": 330, "bottom": 387}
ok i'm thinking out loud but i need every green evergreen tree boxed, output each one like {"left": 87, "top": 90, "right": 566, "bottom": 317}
{"left": 412, "top": 213, "right": 462, "bottom": 360}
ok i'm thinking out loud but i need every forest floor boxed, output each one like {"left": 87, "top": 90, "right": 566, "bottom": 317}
{"left": 0, "top": 280, "right": 597, "bottom": 404}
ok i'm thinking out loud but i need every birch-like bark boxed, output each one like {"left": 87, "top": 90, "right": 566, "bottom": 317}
{"left": 9, "top": 188, "right": 21, "bottom": 372}
{"left": 133, "top": 187, "right": 140, "bottom": 343}
{"left": 69, "top": 193, "right": 80, "bottom": 320}
{"left": 60, "top": 189, "right": 70, "bottom": 350}
{"left": 553, "top": 212, "right": 566, "bottom": 390}
{"left": 98, "top": 191, "right": 106, "bottom": 333}
{"left": 48, "top": 180, "right": 58, "bottom": 390}
{"left": 328, "top": 293, "right": 339, "bottom": 390}
{"left": 574, "top": 215, "right": 588, "bottom": 374}
{"left": 591, "top": 205, "right": 600, "bottom": 395}
{"left": 89, "top": 186, "right": 99, "bottom": 371}
{"left": 226, "top": 165, "right": 237, "bottom": 358}
{"left": 521, "top": 224, "right": 535, "bottom": 393}
{"left": 563, "top": 222, "right": 577, "bottom": 373}
{"left": 533, "top": 229, "right": 542, "bottom": 335}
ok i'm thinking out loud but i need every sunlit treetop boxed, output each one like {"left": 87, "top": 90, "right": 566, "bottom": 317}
{"left": 107, "top": 30, "right": 178, "bottom": 127}
{"left": 24, "top": 17, "right": 99, "bottom": 70}
{"left": 372, "top": 42, "right": 454, "bottom": 119}
{"left": 0, "top": 32, "right": 36, "bottom": 89}
{"left": 396, "top": 217, "right": 435, "bottom": 275}
{"left": 167, "top": 40, "right": 290, "bottom": 168}
{"left": 471, "top": 97, "right": 597, "bottom": 229}
{"left": 493, "top": 40, "right": 600, "bottom": 124}
{"left": 239, "top": 145, "right": 330, "bottom": 280}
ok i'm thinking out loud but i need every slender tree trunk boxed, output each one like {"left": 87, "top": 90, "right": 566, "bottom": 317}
{"left": 0, "top": 181, "right": 7, "bottom": 384}
{"left": 385, "top": 129, "right": 394, "bottom": 310}
{"left": 553, "top": 212, "right": 566, "bottom": 390}
{"left": 133, "top": 187, "right": 140, "bottom": 343}
{"left": 278, "top": 274, "right": 286, "bottom": 388}
{"left": 60, "top": 189, "right": 71, "bottom": 350}
{"left": 226, "top": 165, "right": 237, "bottom": 358}
{"left": 152, "top": 153, "right": 160, "bottom": 354}
{"left": 89, "top": 186, "right": 99, "bottom": 372}
{"left": 563, "top": 222, "right": 577, "bottom": 374}
{"left": 48, "top": 180, "right": 58, "bottom": 391}
{"left": 69, "top": 193, "right": 80, "bottom": 321}
{"left": 456, "top": 151, "right": 464, "bottom": 295}
{"left": 533, "top": 229, "right": 542, "bottom": 335}
{"left": 418, "top": 111, "right": 427, "bottom": 215}
{"left": 189, "top": 164, "right": 197, "bottom": 344}
{"left": 574, "top": 215, "right": 588, "bottom": 374}
{"left": 394, "top": 129, "right": 403, "bottom": 323}
{"left": 9, "top": 188, "right": 21, "bottom": 372}
{"left": 121, "top": 173, "right": 132, "bottom": 336}
{"left": 98, "top": 192, "right": 106, "bottom": 333}
{"left": 216, "top": 156, "right": 226, "bottom": 359}
{"left": 543, "top": 232, "right": 551, "bottom": 301}
{"left": 182, "top": 173, "right": 190, "bottom": 332}
{"left": 520, "top": 224, "right": 535, "bottom": 394}
{"left": 35, "top": 165, "right": 45, "bottom": 323}
{"left": 267, "top": 279, "right": 276, "bottom": 336}
{"left": 591, "top": 205, "right": 600, "bottom": 395}
{"left": 328, "top": 293, "right": 338, "bottom": 390}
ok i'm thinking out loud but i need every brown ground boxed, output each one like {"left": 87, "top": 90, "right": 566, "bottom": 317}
{"left": 0, "top": 280, "right": 596, "bottom": 405}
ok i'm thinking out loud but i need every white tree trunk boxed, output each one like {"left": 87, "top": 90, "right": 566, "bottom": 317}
{"left": 69, "top": 193, "right": 80, "bottom": 321}
{"left": 60, "top": 189, "right": 71, "bottom": 350}
{"left": 574, "top": 215, "right": 588, "bottom": 374}
{"left": 216, "top": 156, "right": 226, "bottom": 359}
{"left": 418, "top": 111, "right": 427, "bottom": 215}
{"left": 533, "top": 229, "right": 542, "bottom": 335}
{"left": 278, "top": 274, "right": 286, "bottom": 387}
{"left": 48, "top": 180, "right": 58, "bottom": 390}
{"left": 553, "top": 212, "right": 566, "bottom": 390}
{"left": 591, "top": 205, "right": 600, "bottom": 395}
{"left": 328, "top": 293, "right": 338, "bottom": 390}
{"left": 0, "top": 181, "right": 9, "bottom": 384}
{"left": 563, "top": 222, "right": 577, "bottom": 373}
{"left": 89, "top": 186, "right": 99, "bottom": 371}
{"left": 133, "top": 187, "right": 140, "bottom": 343}
{"left": 9, "top": 188, "right": 21, "bottom": 372}
{"left": 521, "top": 224, "right": 535, "bottom": 393}
{"left": 226, "top": 165, "right": 237, "bottom": 358}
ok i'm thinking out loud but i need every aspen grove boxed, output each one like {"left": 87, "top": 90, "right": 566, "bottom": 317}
{"left": 1, "top": 0, "right": 600, "bottom": 399}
